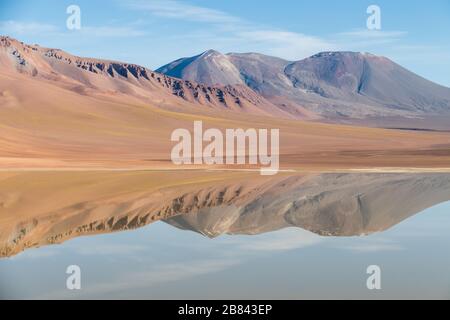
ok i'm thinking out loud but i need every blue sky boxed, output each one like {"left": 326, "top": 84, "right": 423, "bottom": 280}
{"left": 1, "top": 0, "right": 449, "bottom": 86}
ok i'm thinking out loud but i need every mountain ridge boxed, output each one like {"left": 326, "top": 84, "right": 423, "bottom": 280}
{"left": 157, "top": 48, "right": 450, "bottom": 123}
{"left": 0, "top": 35, "right": 292, "bottom": 118}
{"left": 3, "top": 171, "right": 450, "bottom": 257}
{"left": 4, "top": 35, "right": 450, "bottom": 125}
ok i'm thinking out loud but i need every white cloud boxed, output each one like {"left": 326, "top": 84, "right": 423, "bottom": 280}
{"left": 0, "top": 20, "right": 145, "bottom": 39}
{"left": 72, "top": 244, "right": 147, "bottom": 255}
{"left": 334, "top": 29, "right": 408, "bottom": 49}
{"left": 334, "top": 238, "right": 403, "bottom": 253}
{"left": 79, "top": 26, "right": 146, "bottom": 37}
{"left": 41, "top": 258, "right": 239, "bottom": 298}
{"left": 232, "top": 228, "right": 323, "bottom": 252}
{"left": 337, "top": 29, "right": 407, "bottom": 39}
{"left": 236, "top": 30, "right": 336, "bottom": 60}
{"left": 0, "top": 20, "right": 58, "bottom": 35}
{"left": 8, "top": 248, "right": 59, "bottom": 260}
{"left": 128, "top": 0, "right": 240, "bottom": 24}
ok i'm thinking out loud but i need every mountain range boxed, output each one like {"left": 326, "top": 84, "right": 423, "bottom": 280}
{"left": 0, "top": 36, "right": 281, "bottom": 115}
{"left": 2, "top": 171, "right": 450, "bottom": 257}
{"left": 165, "top": 172, "right": 450, "bottom": 237}
{"left": 1, "top": 35, "right": 450, "bottom": 171}
{"left": 157, "top": 49, "right": 450, "bottom": 124}
{"left": 3, "top": 35, "right": 450, "bottom": 125}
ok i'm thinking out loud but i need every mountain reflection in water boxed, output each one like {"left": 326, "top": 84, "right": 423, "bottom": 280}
{"left": 1, "top": 171, "right": 450, "bottom": 258}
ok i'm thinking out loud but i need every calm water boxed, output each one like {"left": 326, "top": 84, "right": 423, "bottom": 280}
{"left": 1, "top": 172, "right": 450, "bottom": 299}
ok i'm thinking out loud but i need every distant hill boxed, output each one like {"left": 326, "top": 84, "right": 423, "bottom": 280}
{"left": 158, "top": 50, "right": 450, "bottom": 123}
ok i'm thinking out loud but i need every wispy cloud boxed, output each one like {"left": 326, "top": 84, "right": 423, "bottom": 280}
{"left": 0, "top": 20, "right": 58, "bottom": 35}
{"left": 334, "top": 238, "right": 404, "bottom": 253}
{"left": 8, "top": 248, "right": 59, "bottom": 260}
{"left": 334, "top": 29, "right": 408, "bottom": 48}
{"left": 128, "top": 0, "right": 241, "bottom": 24}
{"left": 0, "top": 20, "right": 145, "bottom": 39}
{"left": 230, "top": 228, "right": 322, "bottom": 252}
{"left": 72, "top": 244, "right": 148, "bottom": 255}
{"left": 236, "top": 30, "right": 336, "bottom": 59}
{"left": 41, "top": 258, "right": 240, "bottom": 298}
{"left": 79, "top": 26, "right": 146, "bottom": 37}
{"left": 337, "top": 29, "right": 407, "bottom": 39}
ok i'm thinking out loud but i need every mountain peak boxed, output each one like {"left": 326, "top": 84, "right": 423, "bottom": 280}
{"left": 200, "top": 49, "right": 222, "bottom": 57}
{"left": 156, "top": 49, "right": 243, "bottom": 86}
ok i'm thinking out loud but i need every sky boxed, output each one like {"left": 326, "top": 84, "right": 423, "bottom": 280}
{"left": 0, "top": 0, "right": 449, "bottom": 86}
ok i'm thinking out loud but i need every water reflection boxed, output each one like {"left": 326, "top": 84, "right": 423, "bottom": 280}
{"left": 1, "top": 171, "right": 450, "bottom": 258}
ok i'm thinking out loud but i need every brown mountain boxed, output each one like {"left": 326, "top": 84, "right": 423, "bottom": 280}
{"left": 157, "top": 50, "right": 450, "bottom": 124}
{"left": 0, "top": 36, "right": 291, "bottom": 118}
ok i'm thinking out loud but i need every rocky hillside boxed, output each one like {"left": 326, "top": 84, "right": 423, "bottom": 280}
{"left": 0, "top": 36, "right": 288, "bottom": 117}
